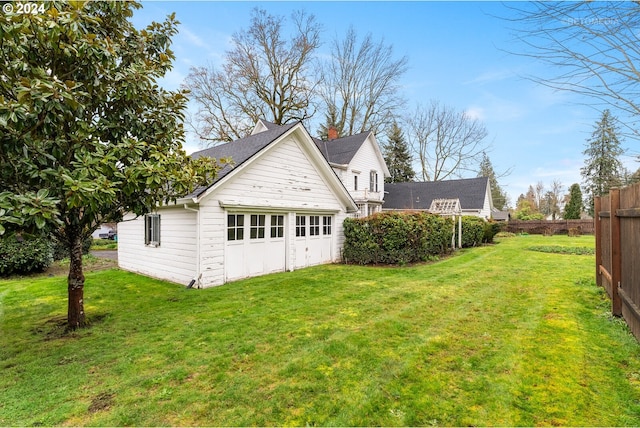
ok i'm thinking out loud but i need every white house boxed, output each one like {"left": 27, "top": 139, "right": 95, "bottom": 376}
{"left": 315, "top": 129, "right": 391, "bottom": 217}
{"left": 117, "top": 121, "right": 357, "bottom": 288}
{"left": 383, "top": 177, "right": 495, "bottom": 220}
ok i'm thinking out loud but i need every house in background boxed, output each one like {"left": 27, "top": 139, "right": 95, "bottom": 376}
{"left": 383, "top": 177, "right": 494, "bottom": 220}
{"left": 118, "top": 121, "right": 357, "bottom": 288}
{"left": 314, "top": 127, "right": 390, "bottom": 218}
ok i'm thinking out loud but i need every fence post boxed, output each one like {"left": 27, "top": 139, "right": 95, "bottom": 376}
{"left": 610, "top": 188, "right": 622, "bottom": 316}
{"left": 594, "top": 196, "right": 602, "bottom": 288}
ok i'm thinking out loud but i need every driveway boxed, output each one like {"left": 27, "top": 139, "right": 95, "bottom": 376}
{"left": 90, "top": 250, "right": 118, "bottom": 261}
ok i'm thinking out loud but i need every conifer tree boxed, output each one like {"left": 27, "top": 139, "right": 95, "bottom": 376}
{"left": 563, "top": 183, "right": 583, "bottom": 219}
{"left": 477, "top": 153, "right": 508, "bottom": 210}
{"left": 581, "top": 109, "right": 624, "bottom": 215}
{"left": 383, "top": 122, "right": 415, "bottom": 183}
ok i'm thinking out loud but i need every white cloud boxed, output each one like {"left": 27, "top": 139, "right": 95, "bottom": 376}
{"left": 465, "top": 106, "right": 485, "bottom": 121}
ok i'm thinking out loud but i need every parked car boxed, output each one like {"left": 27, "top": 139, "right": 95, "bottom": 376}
{"left": 98, "top": 231, "right": 117, "bottom": 240}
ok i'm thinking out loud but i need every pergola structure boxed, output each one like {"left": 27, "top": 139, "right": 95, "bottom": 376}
{"left": 429, "top": 198, "right": 462, "bottom": 249}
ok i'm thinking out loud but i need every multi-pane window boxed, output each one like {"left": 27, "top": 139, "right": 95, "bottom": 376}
{"left": 296, "top": 215, "right": 306, "bottom": 237}
{"left": 370, "top": 170, "right": 378, "bottom": 192}
{"left": 144, "top": 214, "right": 161, "bottom": 246}
{"left": 323, "top": 216, "right": 332, "bottom": 235}
{"left": 227, "top": 214, "right": 244, "bottom": 241}
{"left": 310, "top": 215, "right": 320, "bottom": 236}
{"left": 270, "top": 215, "right": 284, "bottom": 238}
{"left": 250, "top": 214, "right": 266, "bottom": 239}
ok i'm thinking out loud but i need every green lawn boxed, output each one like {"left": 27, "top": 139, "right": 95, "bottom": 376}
{"left": 1, "top": 235, "right": 639, "bottom": 426}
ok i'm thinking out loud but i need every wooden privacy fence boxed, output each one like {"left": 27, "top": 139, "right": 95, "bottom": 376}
{"left": 595, "top": 182, "right": 640, "bottom": 342}
{"left": 504, "top": 219, "right": 594, "bottom": 235}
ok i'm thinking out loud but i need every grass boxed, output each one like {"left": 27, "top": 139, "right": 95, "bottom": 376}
{"left": 91, "top": 238, "right": 118, "bottom": 251}
{"left": 1, "top": 235, "right": 639, "bottom": 426}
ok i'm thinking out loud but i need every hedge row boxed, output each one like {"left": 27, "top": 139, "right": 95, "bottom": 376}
{"left": 343, "top": 212, "right": 454, "bottom": 265}
{"left": 0, "top": 235, "right": 93, "bottom": 276}
{"left": 453, "top": 216, "right": 502, "bottom": 248}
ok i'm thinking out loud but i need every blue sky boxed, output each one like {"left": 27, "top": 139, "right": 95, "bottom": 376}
{"left": 132, "top": 1, "right": 638, "bottom": 206}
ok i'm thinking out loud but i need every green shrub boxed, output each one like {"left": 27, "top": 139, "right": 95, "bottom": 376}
{"left": 51, "top": 236, "right": 93, "bottom": 260}
{"left": 343, "top": 212, "right": 453, "bottom": 265}
{"left": 483, "top": 221, "right": 502, "bottom": 243}
{"left": 0, "top": 236, "right": 53, "bottom": 276}
{"left": 454, "top": 216, "right": 486, "bottom": 248}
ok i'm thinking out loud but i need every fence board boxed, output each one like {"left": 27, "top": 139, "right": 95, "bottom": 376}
{"left": 596, "top": 182, "right": 640, "bottom": 343}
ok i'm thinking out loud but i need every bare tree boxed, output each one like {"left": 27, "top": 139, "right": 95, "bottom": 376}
{"left": 183, "top": 8, "right": 321, "bottom": 144}
{"left": 506, "top": 2, "right": 640, "bottom": 137}
{"left": 319, "top": 27, "right": 408, "bottom": 137}
{"left": 407, "top": 101, "right": 489, "bottom": 181}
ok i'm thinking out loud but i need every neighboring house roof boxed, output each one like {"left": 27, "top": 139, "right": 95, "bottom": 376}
{"left": 314, "top": 132, "right": 372, "bottom": 165}
{"left": 492, "top": 210, "right": 511, "bottom": 221}
{"left": 314, "top": 132, "right": 391, "bottom": 177}
{"left": 384, "top": 177, "right": 491, "bottom": 211}
{"left": 187, "top": 122, "right": 298, "bottom": 198}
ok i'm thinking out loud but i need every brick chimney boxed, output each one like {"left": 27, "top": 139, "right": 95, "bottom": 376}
{"left": 327, "top": 126, "right": 339, "bottom": 141}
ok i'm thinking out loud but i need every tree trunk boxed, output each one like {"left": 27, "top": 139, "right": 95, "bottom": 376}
{"left": 67, "top": 234, "right": 86, "bottom": 329}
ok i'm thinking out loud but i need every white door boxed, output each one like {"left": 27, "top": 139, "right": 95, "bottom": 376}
{"left": 225, "top": 213, "right": 287, "bottom": 281}
{"left": 294, "top": 214, "right": 333, "bottom": 269}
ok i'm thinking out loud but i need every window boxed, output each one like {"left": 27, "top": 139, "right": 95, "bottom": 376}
{"left": 227, "top": 214, "right": 244, "bottom": 241}
{"left": 296, "top": 215, "right": 306, "bottom": 237}
{"left": 370, "top": 170, "right": 378, "bottom": 192}
{"left": 323, "top": 216, "right": 332, "bottom": 235}
{"left": 145, "top": 214, "right": 161, "bottom": 246}
{"left": 250, "top": 214, "right": 266, "bottom": 239}
{"left": 356, "top": 204, "right": 365, "bottom": 218}
{"left": 310, "top": 215, "right": 320, "bottom": 236}
{"left": 270, "top": 215, "right": 284, "bottom": 238}
{"left": 354, "top": 175, "right": 358, "bottom": 191}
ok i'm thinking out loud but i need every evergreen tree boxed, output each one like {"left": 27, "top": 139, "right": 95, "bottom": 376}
{"left": 477, "top": 152, "right": 508, "bottom": 210}
{"left": 317, "top": 104, "right": 344, "bottom": 140}
{"left": 383, "top": 122, "right": 415, "bottom": 183}
{"left": 581, "top": 109, "right": 624, "bottom": 215}
{"left": 563, "top": 183, "right": 583, "bottom": 219}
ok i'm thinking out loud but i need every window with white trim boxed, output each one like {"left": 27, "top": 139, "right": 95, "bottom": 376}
{"left": 270, "top": 215, "right": 284, "bottom": 238}
{"left": 227, "top": 214, "right": 244, "bottom": 241}
{"left": 323, "top": 216, "right": 332, "bottom": 235}
{"left": 354, "top": 175, "right": 358, "bottom": 191}
{"left": 370, "top": 170, "right": 378, "bottom": 192}
{"left": 296, "top": 215, "right": 306, "bottom": 237}
{"left": 310, "top": 215, "right": 320, "bottom": 236}
{"left": 145, "top": 214, "right": 161, "bottom": 246}
{"left": 250, "top": 214, "right": 266, "bottom": 239}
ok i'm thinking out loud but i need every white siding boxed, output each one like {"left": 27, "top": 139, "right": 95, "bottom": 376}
{"left": 197, "top": 134, "right": 350, "bottom": 287}
{"left": 117, "top": 207, "right": 197, "bottom": 285}
{"left": 345, "top": 135, "right": 386, "bottom": 202}
{"left": 211, "top": 135, "right": 345, "bottom": 211}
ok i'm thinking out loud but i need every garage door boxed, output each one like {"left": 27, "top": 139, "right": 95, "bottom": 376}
{"left": 226, "top": 213, "right": 286, "bottom": 281}
{"left": 294, "top": 214, "right": 333, "bottom": 269}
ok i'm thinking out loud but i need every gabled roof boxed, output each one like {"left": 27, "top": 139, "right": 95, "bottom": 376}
{"left": 314, "top": 132, "right": 371, "bottom": 165}
{"left": 186, "top": 122, "right": 297, "bottom": 198}
{"left": 384, "top": 177, "right": 490, "bottom": 211}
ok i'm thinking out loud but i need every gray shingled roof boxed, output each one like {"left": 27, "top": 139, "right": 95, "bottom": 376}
{"left": 314, "top": 132, "right": 370, "bottom": 165}
{"left": 186, "top": 122, "right": 297, "bottom": 198}
{"left": 384, "top": 177, "right": 490, "bottom": 211}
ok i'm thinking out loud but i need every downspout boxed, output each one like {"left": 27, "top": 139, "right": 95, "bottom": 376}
{"left": 184, "top": 204, "right": 201, "bottom": 288}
